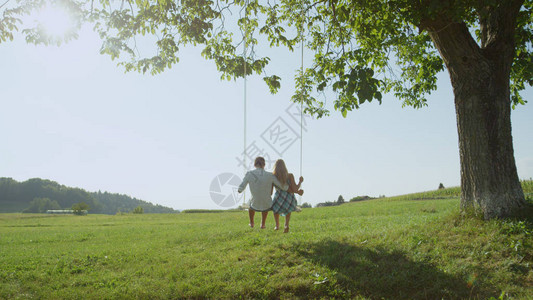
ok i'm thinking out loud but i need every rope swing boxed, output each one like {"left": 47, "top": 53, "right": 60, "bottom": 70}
{"left": 298, "top": 21, "right": 305, "bottom": 205}
{"left": 242, "top": 0, "right": 248, "bottom": 207}
{"left": 241, "top": 1, "right": 306, "bottom": 206}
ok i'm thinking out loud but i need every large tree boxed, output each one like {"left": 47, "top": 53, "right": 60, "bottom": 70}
{"left": 3, "top": 0, "right": 531, "bottom": 219}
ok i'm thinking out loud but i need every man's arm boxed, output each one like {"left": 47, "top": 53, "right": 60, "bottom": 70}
{"left": 238, "top": 173, "right": 249, "bottom": 193}
{"left": 272, "top": 175, "right": 288, "bottom": 191}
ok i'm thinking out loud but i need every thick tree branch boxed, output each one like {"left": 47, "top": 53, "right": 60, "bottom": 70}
{"left": 480, "top": 0, "right": 524, "bottom": 48}
{"left": 479, "top": 0, "right": 524, "bottom": 73}
{"left": 423, "top": 18, "right": 485, "bottom": 75}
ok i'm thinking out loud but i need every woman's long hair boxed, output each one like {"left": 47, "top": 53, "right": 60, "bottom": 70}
{"left": 273, "top": 159, "right": 289, "bottom": 185}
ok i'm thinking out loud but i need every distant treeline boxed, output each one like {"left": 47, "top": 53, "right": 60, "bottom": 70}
{"left": 0, "top": 177, "right": 177, "bottom": 214}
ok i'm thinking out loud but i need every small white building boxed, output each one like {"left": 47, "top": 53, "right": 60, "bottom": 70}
{"left": 46, "top": 210, "right": 88, "bottom": 215}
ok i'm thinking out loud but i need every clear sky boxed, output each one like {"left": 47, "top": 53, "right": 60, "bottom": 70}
{"left": 1, "top": 23, "right": 532, "bottom": 210}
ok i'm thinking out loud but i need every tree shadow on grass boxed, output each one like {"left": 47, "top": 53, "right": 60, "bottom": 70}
{"left": 515, "top": 200, "right": 533, "bottom": 222}
{"left": 293, "top": 240, "right": 486, "bottom": 299}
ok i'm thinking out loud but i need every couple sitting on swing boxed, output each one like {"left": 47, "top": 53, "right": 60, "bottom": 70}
{"left": 238, "top": 156, "right": 304, "bottom": 233}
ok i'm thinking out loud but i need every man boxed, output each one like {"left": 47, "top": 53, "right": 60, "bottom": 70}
{"left": 238, "top": 157, "right": 288, "bottom": 228}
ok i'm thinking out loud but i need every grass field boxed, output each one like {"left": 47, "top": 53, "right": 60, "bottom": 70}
{"left": 1, "top": 192, "right": 532, "bottom": 299}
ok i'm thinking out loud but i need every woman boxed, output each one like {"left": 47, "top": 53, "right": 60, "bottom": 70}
{"left": 271, "top": 159, "right": 304, "bottom": 233}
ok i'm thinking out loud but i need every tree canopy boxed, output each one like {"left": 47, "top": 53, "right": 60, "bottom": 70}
{"left": 1, "top": 1, "right": 530, "bottom": 114}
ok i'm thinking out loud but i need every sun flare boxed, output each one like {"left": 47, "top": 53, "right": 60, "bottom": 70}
{"left": 34, "top": 5, "right": 75, "bottom": 38}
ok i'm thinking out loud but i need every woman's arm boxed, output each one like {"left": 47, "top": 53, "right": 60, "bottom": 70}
{"left": 288, "top": 174, "right": 302, "bottom": 193}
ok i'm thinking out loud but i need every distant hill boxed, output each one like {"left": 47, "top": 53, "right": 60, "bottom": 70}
{"left": 0, "top": 177, "right": 177, "bottom": 214}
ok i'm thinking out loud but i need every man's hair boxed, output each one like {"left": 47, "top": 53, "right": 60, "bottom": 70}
{"left": 254, "top": 157, "right": 266, "bottom": 167}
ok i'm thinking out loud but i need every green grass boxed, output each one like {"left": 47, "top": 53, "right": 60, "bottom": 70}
{"left": 1, "top": 197, "right": 532, "bottom": 299}
{"left": 180, "top": 209, "right": 242, "bottom": 213}
{"left": 385, "top": 186, "right": 461, "bottom": 201}
{"left": 522, "top": 178, "right": 533, "bottom": 197}
{"left": 386, "top": 179, "right": 533, "bottom": 201}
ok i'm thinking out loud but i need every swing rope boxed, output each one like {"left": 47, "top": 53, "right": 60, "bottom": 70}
{"left": 298, "top": 8, "right": 305, "bottom": 205}
{"left": 242, "top": 0, "right": 248, "bottom": 206}
{"left": 298, "top": 31, "right": 304, "bottom": 205}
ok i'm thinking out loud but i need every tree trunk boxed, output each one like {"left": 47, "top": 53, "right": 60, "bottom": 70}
{"left": 422, "top": 2, "right": 526, "bottom": 219}
{"left": 453, "top": 66, "right": 525, "bottom": 219}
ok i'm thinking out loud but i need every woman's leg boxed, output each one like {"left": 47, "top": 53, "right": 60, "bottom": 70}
{"left": 248, "top": 209, "right": 255, "bottom": 228}
{"left": 273, "top": 213, "right": 280, "bottom": 230}
{"left": 284, "top": 213, "right": 291, "bottom": 233}
{"left": 260, "top": 211, "right": 269, "bottom": 229}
